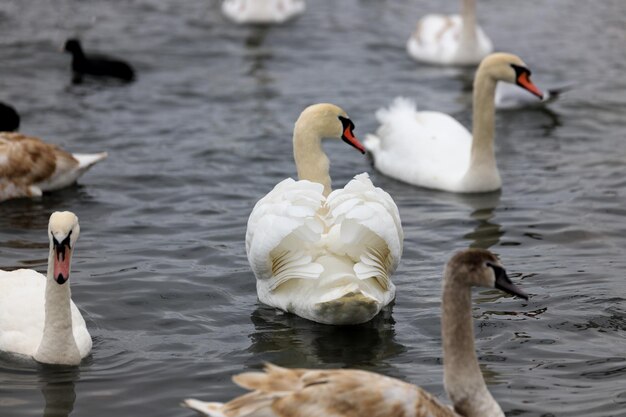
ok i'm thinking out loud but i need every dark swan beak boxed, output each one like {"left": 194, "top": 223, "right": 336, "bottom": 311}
{"left": 488, "top": 263, "right": 529, "bottom": 300}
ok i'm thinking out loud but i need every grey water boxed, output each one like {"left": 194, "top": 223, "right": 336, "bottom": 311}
{"left": 0, "top": 0, "right": 625, "bottom": 416}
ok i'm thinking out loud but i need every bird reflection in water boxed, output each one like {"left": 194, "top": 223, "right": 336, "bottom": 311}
{"left": 38, "top": 365, "right": 79, "bottom": 417}
{"left": 246, "top": 304, "right": 406, "bottom": 373}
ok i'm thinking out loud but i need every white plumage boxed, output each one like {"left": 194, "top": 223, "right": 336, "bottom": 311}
{"left": 366, "top": 53, "right": 544, "bottom": 193}
{"left": 365, "top": 97, "right": 478, "bottom": 193}
{"left": 0, "top": 211, "right": 91, "bottom": 365}
{"left": 246, "top": 103, "right": 403, "bottom": 324}
{"left": 222, "top": 0, "right": 305, "bottom": 24}
{"left": 247, "top": 173, "right": 402, "bottom": 325}
{"left": 0, "top": 269, "right": 91, "bottom": 359}
{"left": 407, "top": 0, "right": 493, "bottom": 66}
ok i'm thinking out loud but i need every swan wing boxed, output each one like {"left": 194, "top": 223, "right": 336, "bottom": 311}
{"left": 222, "top": 0, "right": 305, "bottom": 24}
{"left": 183, "top": 363, "right": 457, "bottom": 417}
{"left": 0, "top": 269, "right": 46, "bottom": 356}
{"left": 365, "top": 97, "right": 472, "bottom": 190}
{"left": 326, "top": 173, "right": 403, "bottom": 291}
{"left": 246, "top": 178, "right": 326, "bottom": 290}
{"left": 408, "top": 14, "right": 464, "bottom": 64}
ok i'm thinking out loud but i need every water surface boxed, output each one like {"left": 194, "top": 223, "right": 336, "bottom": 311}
{"left": 0, "top": 1, "right": 625, "bottom": 416}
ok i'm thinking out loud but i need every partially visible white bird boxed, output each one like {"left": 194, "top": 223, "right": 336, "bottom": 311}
{"left": 0, "top": 211, "right": 92, "bottom": 366}
{"left": 495, "top": 82, "right": 569, "bottom": 110}
{"left": 245, "top": 103, "right": 403, "bottom": 325}
{"left": 0, "top": 132, "right": 107, "bottom": 202}
{"left": 222, "top": 0, "right": 305, "bottom": 24}
{"left": 366, "top": 53, "right": 544, "bottom": 193}
{"left": 407, "top": 0, "right": 493, "bottom": 66}
{"left": 182, "top": 249, "right": 529, "bottom": 417}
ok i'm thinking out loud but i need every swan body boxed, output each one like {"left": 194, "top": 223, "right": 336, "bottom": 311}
{"left": 0, "top": 132, "right": 107, "bottom": 202}
{"left": 0, "top": 212, "right": 91, "bottom": 365}
{"left": 495, "top": 82, "right": 567, "bottom": 110}
{"left": 222, "top": 0, "right": 305, "bottom": 24}
{"left": 246, "top": 104, "right": 403, "bottom": 325}
{"left": 183, "top": 249, "right": 529, "bottom": 417}
{"left": 407, "top": 0, "right": 493, "bottom": 66}
{"left": 366, "top": 53, "right": 544, "bottom": 193}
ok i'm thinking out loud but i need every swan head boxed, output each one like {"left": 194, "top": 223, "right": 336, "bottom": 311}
{"left": 295, "top": 103, "right": 365, "bottom": 154}
{"left": 48, "top": 211, "right": 80, "bottom": 285}
{"left": 446, "top": 249, "right": 528, "bottom": 300}
{"left": 479, "top": 53, "right": 543, "bottom": 100}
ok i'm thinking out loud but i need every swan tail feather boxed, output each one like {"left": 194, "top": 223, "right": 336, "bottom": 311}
{"left": 182, "top": 399, "right": 227, "bottom": 417}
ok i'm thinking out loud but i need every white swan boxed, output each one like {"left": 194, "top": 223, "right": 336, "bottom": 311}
{"left": 0, "top": 132, "right": 107, "bottom": 202}
{"left": 0, "top": 211, "right": 92, "bottom": 365}
{"left": 222, "top": 0, "right": 305, "bottom": 24}
{"left": 407, "top": 0, "right": 493, "bottom": 66}
{"left": 495, "top": 82, "right": 568, "bottom": 110}
{"left": 183, "top": 249, "right": 529, "bottom": 417}
{"left": 245, "top": 103, "right": 403, "bottom": 325}
{"left": 365, "top": 53, "right": 544, "bottom": 193}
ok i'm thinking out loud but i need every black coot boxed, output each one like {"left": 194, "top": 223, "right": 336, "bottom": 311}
{"left": 0, "top": 102, "right": 20, "bottom": 131}
{"left": 63, "top": 39, "right": 135, "bottom": 83}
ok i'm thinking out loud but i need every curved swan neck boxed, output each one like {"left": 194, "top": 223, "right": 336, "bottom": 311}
{"left": 460, "top": 0, "right": 477, "bottom": 43}
{"left": 469, "top": 67, "right": 497, "bottom": 172}
{"left": 293, "top": 120, "right": 332, "bottom": 197}
{"left": 442, "top": 270, "right": 503, "bottom": 417}
{"left": 34, "top": 243, "right": 81, "bottom": 365}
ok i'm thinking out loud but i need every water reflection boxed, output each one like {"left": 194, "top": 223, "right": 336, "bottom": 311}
{"left": 39, "top": 366, "right": 79, "bottom": 417}
{"left": 246, "top": 304, "right": 405, "bottom": 369}
{"left": 439, "top": 191, "right": 503, "bottom": 249}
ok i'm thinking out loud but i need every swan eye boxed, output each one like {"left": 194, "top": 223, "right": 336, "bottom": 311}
{"left": 510, "top": 63, "right": 532, "bottom": 78}
{"left": 338, "top": 116, "right": 355, "bottom": 132}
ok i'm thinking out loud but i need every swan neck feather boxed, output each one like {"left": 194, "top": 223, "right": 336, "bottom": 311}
{"left": 293, "top": 120, "right": 332, "bottom": 196}
{"left": 469, "top": 67, "right": 497, "bottom": 171}
{"left": 34, "top": 239, "right": 81, "bottom": 365}
{"left": 442, "top": 268, "right": 503, "bottom": 417}
{"left": 460, "top": 0, "right": 478, "bottom": 43}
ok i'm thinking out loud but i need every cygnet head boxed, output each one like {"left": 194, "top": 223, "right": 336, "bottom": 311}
{"left": 63, "top": 39, "right": 83, "bottom": 55}
{"left": 295, "top": 103, "right": 366, "bottom": 154}
{"left": 445, "top": 249, "right": 528, "bottom": 299}
{"left": 48, "top": 211, "right": 80, "bottom": 285}
{"left": 479, "top": 53, "right": 543, "bottom": 99}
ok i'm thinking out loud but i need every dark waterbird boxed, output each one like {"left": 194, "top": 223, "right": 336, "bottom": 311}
{"left": 63, "top": 38, "right": 135, "bottom": 83}
{"left": 0, "top": 102, "right": 20, "bottom": 131}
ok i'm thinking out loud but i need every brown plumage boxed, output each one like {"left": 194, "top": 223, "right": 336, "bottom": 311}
{"left": 185, "top": 363, "right": 457, "bottom": 417}
{"left": 183, "top": 249, "right": 529, "bottom": 417}
{"left": 0, "top": 132, "right": 107, "bottom": 201}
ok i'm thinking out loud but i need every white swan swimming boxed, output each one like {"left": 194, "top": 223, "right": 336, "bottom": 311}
{"left": 495, "top": 82, "right": 568, "bottom": 110}
{"left": 365, "top": 53, "right": 544, "bottom": 193}
{"left": 0, "top": 132, "right": 107, "bottom": 202}
{"left": 245, "top": 103, "right": 403, "bottom": 325}
{"left": 221, "top": 0, "right": 305, "bottom": 24}
{"left": 0, "top": 211, "right": 92, "bottom": 365}
{"left": 183, "top": 248, "right": 529, "bottom": 417}
{"left": 407, "top": 0, "right": 493, "bottom": 66}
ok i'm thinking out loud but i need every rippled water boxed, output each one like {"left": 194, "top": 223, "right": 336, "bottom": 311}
{"left": 0, "top": 1, "right": 625, "bottom": 416}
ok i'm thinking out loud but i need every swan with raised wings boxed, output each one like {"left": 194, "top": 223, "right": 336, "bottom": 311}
{"left": 222, "top": 0, "right": 305, "bottom": 24}
{"left": 0, "top": 211, "right": 92, "bottom": 365}
{"left": 407, "top": 0, "right": 492, "bottom": 66}
{"left": 245, "top": 103, "right": 403, "bottom": 325}
{"left": 0, "top": 132, "right": 107, "bottom": 202}
{"left": 365, "top": 53, "right": 543, "bottom": 193}
{"left": 183, "top": 249, "right": 528, "bottom": 417}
